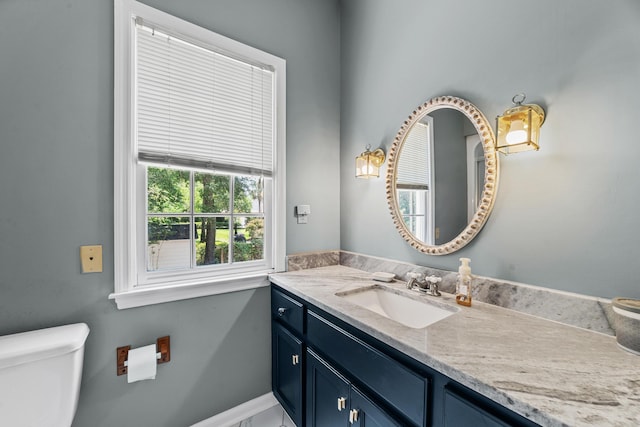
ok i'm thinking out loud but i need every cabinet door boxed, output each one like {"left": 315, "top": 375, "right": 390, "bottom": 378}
{"left": 273, "top": 323, "right": 304, "bottom": 427}
{"left": 306, "top": 349, "right": 350, "bottom": 427}
{"left": 443, "top": 387, "right": 512, "bottom": 427}
{"left": 349, "top": 386, "right": 403, "bottom": 427}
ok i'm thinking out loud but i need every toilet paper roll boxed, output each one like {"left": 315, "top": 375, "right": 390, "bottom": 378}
{"left": 127, "top": 344, "right": 157, "bottom": 383}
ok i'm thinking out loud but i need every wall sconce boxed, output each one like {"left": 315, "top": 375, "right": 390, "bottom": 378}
{"left": 496, "top": 93, "right": 545, "bottom": 155}
{"left": 355, "top": 145, "right": 386, "bottom": 178}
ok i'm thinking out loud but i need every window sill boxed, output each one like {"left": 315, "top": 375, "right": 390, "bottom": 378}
{"left": 109, "top": 272, "right": 271, "bottom": 309}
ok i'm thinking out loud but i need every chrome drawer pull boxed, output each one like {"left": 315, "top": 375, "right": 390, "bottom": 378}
{"left": 277, "top": 307, "right": 287, "bottom": 317}
{"left": 337, "top": 397, "right": 346, "bottom": 411}
{"left": 349, "top": 409, "right": 359, "bottom": 424}
{"left": 292, "top": 354, "right": 299, "bottom": 365}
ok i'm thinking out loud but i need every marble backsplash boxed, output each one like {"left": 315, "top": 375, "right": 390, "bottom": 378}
{"left": 285, "top": 250, "right": 615, "bottom": 336}
{"left": 286, "top": 250, "right": 340, "bottom": 271}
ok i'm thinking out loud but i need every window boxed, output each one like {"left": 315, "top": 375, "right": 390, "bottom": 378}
{"left": 113, "top": 0, "right": 286, "bottom": 309}
{"left": 396, "top": 119, "right": 434, "bottom": 244}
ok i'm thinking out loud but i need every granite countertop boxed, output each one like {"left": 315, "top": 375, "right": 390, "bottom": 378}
{"left": 269, "top": 265, "right": 640, "bottom": 427}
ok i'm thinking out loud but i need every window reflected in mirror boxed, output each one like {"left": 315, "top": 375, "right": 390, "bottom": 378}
{"left": 396, "top": 118, "right": 434, "bottom": 244}
{"left": 398, "top": 189, "right": 429, "bottom": 243}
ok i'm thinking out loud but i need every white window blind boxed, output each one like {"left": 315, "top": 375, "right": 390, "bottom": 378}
{"left": 136, "top": 21, "right": 274, "bottom": 176}
{"left": 397, "top": 122, "right": 430, "bottom": 189}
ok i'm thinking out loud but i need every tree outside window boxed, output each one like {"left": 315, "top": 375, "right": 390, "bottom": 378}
{"left": 147, "top": 166, "right": 264, "bottom": 271}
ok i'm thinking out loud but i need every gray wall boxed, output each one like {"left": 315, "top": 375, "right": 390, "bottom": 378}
{"left": 0, "top": 0, "right": 340, "bottom": 426}
{"left": 340, "top": 0, "right": 640, "bottom": 299}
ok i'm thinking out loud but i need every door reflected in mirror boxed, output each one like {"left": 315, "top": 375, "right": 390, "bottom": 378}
{"left": 387, "top": 96, "right": 498, "bottom": 255}
{"left": 466, "top": 136, "right": 484, "bottom": 223}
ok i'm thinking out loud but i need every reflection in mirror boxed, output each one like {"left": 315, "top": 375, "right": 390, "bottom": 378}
{"left": 466, "top": 136, "right": 484, "bottom": 222}
{"left": 396, "top": 115, "right": 433, "bottom": 243}
{"left": 387, "top": 96, "right": 498, "bottom": 255}
{"left": 395, "top": 109, "right": 480, "bottom": 245}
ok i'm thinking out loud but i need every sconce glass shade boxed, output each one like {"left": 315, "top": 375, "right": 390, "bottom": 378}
{"left": 496, "top": 94, "right": 545, "bottom": 155}
{"left": 355, "top": 146, "right": 386, "bottom": 178}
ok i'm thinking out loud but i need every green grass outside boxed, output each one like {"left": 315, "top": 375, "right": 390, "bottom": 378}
{"left": 198, "top": 228, "right": 247, "bottom": 244}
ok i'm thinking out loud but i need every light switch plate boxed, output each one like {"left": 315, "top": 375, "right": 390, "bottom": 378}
{"left": 296, "top": 205, "right": 311, "bottom": 215}
{"left": 296, "top": 204, "right": 311, "bottom": 224}
{"left": 80, "top": 245, "right": 103, "bottom": 273}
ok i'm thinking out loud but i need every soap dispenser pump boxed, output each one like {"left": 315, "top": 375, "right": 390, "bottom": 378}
{"left": 456, "top": 258, "right": 473, "bottom": 307}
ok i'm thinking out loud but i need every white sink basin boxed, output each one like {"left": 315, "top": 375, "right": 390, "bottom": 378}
{"left": 336, "top": 285, "right": 457, "bottom": 329}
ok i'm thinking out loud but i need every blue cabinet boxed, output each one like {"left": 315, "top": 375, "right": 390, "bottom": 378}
{"left": 350, "top": 385, "right": 403, "bottom": 427}
{"left": 307, "top": 310, "right": 427, "bottom": 426}
{"left": 443, "top": 387, "right": 512, "bottom": 427}
{"left": 271, "top": 284, "right": 539, "bottom": 427}
{"left": 272, "top": 322, "right": 304, "bottom": 427}
{"left": 306, "top": 349, "right": 350, "bottom": 427}
{"left": 306, "top": 349, "right": 401, "bottom": 427}
{"left": 271, "top": 286, "right": 304, "bottom": 335}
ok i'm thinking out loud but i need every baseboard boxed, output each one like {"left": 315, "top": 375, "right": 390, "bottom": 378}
{"left": 190, "top": 392, "right": 279, "bottom": 427}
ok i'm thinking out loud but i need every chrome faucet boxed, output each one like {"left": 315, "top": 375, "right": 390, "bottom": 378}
{"left": 406, "top": 273, "right": 442, "bottom": 297}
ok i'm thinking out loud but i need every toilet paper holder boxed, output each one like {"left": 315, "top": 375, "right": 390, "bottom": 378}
{"left": 116, "top": 336, "right": 170, "bottom": 376}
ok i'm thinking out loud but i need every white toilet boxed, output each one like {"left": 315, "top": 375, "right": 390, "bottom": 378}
{"left": 0, "top": 322, "right": 90, "bottom": 427}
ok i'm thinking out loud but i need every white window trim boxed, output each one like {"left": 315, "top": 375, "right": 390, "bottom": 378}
{"left": 112, "top": 0, "right": 286, "bottom": 309}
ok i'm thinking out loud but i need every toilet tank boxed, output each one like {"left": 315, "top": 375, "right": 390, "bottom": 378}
{"left": 0, "top": 323, "right": 90, "bottom": 427}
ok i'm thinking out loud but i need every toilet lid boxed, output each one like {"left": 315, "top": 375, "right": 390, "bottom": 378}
{"left": 0, "top": 323, "right": 89, "bottom": 370}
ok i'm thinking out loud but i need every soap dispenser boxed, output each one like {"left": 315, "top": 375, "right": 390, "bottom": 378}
{"left": 456, "top": 258, "right": 473, "bottom": 307}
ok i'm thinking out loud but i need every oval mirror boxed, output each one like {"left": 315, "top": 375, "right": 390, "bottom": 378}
{"left": 386, "top": 96, "right": 498, "bottom": 255}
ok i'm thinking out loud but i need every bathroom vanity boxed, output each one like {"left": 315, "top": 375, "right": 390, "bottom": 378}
{"left": 272, "top": 285, "right": 534, "bottom": 426}
{"left": 270, "top": 265, "right": 640, "bottom": 427}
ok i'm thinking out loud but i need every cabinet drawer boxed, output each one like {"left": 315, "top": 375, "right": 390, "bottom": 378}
{"left": 271, "top": 287, "right": 304, "bottom": 335}
{"left": 307, "top": 310, "right": 427, "bottom": 427}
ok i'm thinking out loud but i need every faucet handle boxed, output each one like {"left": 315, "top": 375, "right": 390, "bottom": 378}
{"left": 406, "top": 272, "right": 421, "bottom": 289}
{"left": 425, "top": 275, "right": 442, "bottom": 296}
